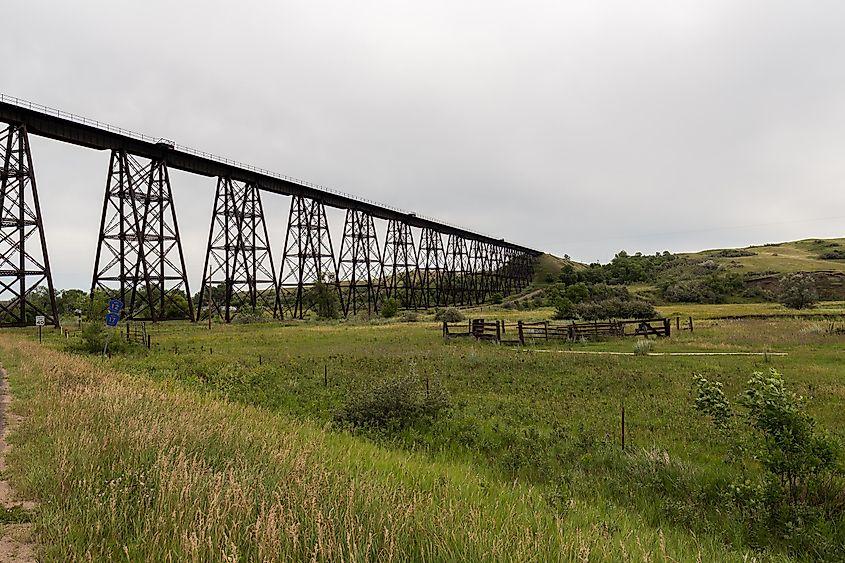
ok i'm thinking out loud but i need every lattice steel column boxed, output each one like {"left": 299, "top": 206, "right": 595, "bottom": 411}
{"left": 381, "top": 219, "right": 417, "bottom": 309}
{"left": 337, "top": 209, "right": 382, "bottom": 317}
{"left": 197, "top": 177, "right": 278, "bottom": 322}
{"left": 416, "top": 227, "right": 446, "bottom": 309}
{"left": 0, "top": 124, "right": 59, "bottom": 327}
{"left": 91, "top": 150, "right": 193, "bottom": 321}
{"left": 278, "top": 196, "right": 337, "bottom": 319}
{"left": 443, "top": 234, "right": 469, "bottom": 306}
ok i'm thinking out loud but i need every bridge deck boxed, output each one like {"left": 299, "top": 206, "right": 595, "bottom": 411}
{"left": 0, "top": 97, "right": 538, "bottom": 255}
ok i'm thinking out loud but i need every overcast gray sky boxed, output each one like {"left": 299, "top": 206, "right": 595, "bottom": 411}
{"left": 4, "top": 0, "right": 845, "bottom": 290}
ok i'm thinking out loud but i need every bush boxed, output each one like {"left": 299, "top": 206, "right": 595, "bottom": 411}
{"left": 693, "top": 370, "right": 843, "bottom": 555}
{"left": 305, "top": 277, "right": 341, "bottom": 319}
{"left": 778, "top": 273, "right": 818, "bottom": 309}
{"left": 553, "top": 298, "right": 576, "bottom": 320}
{"left": 380, "top": 298, "right": 400, "bottom": 318}
{"left": 434, "top": 307, "right": 464, "bottom": 323}
{"left": 77, "top": 323, "right": 129, "bottom": 355}
{"left": 401, "top": 311, "right": 418, "bottom": 322}
{"left": 818, "top": 250, "right": 845, "bottom": 260}
{"left": 633, "top": 340, "right": 654, "bottom": 355}
{"left": 333, "top": 374, "right": 451, "bottom": 430}
{"left": 488, "top": 292, "right": 503, "bottom": 304}
{"left": 575, "top": 298, "right": 656, "bottom": 321}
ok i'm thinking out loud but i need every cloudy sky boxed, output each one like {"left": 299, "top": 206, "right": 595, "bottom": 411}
{"left": 4, "top": 0, "right": 845, "bottom": 289}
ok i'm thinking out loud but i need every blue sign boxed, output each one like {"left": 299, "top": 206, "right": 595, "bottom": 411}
{"left": 108, "top": 299, "right": 124, "bottom": 314}
{"left": 105, "top": 313, "right": 120, "bottom": 327}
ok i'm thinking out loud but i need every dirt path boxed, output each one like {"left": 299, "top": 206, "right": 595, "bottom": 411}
{"left": 0, "top": 369, "right": 35, "bottom": 563}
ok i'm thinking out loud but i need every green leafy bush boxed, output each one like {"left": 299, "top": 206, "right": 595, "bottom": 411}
{"left": 693, "top": 370, "right": 843, "bottom": 556}
{"left": 334, "top": 374, "right": 451, "bottom": 430}
{"left": 632, "top": 340, "right": 654, "bottom": 355}
{"left": 574, "top": 298, "right": 656, "bottom": 320}
{"left": 778, "top": 273, "right": 818, "bottom": 309}
{"left": 434, "top": 307, "right": 464, "bottom": 323}
{"left": 380, "top": 297, "right": 400, "bottom": 318}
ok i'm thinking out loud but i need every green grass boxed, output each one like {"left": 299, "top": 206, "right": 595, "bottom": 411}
{"left": 685, "top": 238, "right": 845, "bottom": 274}
{"left": 3, "top": 308, "right": 845, "bottom": 560}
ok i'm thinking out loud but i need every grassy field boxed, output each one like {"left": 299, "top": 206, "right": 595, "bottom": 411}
{"left": 2, "top": 308, "right": 844, "bottom": 560}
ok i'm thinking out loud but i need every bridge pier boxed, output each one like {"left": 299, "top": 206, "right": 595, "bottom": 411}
{"left": 278, "top": 196, "right": 336, "bottom": 319}
{"left": 197, "top": 177, "right": 279, "bottom": 323}
{"left": 415, "top": 228, "right": 446, "bottom": 309}
{"left": 381, "top": 219, "right": 417, "bottom": 309}
{"left": 91, "top": 150, "right": 193, "bottom": 321}
{"left": 337, "top": 209, "right": 382, "bottom": 317}
{"left": 443, "top": 234, "right": 469, "bottom": 306}
{"left": 0, "top": 124, "right": 59, "bottom": 327}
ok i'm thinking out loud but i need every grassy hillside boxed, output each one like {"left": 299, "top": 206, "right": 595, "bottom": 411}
{"left": 683, "top": 238, "right": 845, "bottom": 274}
{"left": 532, "top": 253, "right": 583, "bottom": 284}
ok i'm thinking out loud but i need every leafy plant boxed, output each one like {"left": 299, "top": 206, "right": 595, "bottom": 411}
{"left": 632, "top": 340, "right": 654, "bottom": 356}
{"left": 778, "top": 273, "right": 818, "bottom": 310}
{"left": 434, "top": 307, "right": 464, "bottom": 323}
{"left": 334, "top": 373, "right": 451, "bottom": 429}
{"left": 380, "top": 297, "right": 400, "bottom": 318}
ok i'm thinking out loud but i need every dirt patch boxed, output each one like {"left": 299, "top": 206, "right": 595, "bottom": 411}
{"left": 0, "top": 369, "right": 35, "bottom": 563}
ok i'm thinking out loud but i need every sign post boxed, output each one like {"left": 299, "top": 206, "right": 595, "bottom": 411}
{"left": 104, "top": 299, "right": 124, "bottom": 356}
{"left": 35, "top": 315, "right": 45, "bottom": 343}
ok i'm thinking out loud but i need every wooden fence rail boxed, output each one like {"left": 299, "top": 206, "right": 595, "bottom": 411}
{"left": 444, "top": 317, "right": 677, "bottom": 345}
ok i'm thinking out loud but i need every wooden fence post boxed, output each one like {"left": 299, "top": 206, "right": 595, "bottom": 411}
{"left": 496, "top": 321, "right": 501, "bottom": 342}
{"left": 544, "top": 321, "right": 549, "bottom": 340}
{"left": 689, "top": 316, "right": 694, "bottom": 332}
{"left": 518, "top": 320, "right": 524, "bottom": 345}
{"left": 676, "top": 316, "right": 680, "bottom": 331}
{"left": 442, "top": 321, "right": 447, "bottom": 337}
{"left": 664, "top": 318, "right": 671, "bottom": 338}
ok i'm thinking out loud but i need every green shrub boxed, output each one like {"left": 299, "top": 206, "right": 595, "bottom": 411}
{"left": 401, "top": 311, "right": 418, "bottom": 322}
{"left": 434, "top": 307, "right": 464, "bottom": 323}
{"left": 380, "top": 298, "right": 400, "bottom": 318}
{"left": 489, "top": 292, "right": 503, "bottom": 304}
{"left": 553, "top": 298, "right": 576, "bottom": 320}
{"left": 575, "top": 298, "right": 656, "bottom": 320}
{"left": 778, "top": 273, "right": 818, "bottom": 309}
{"left": 305, "top": 277, "right": 341, "bottom": 319}
{"left": 77, "top": 323, "right": 129, "bottom": 355}
{"left": 633, "top": 340, "right": 654, "bottom": 355}
{"left": 818, "top": 250, "right": 845, "bottom": 260}
{"left": 333, "top": 374, "right": 451, "bottom": 429}
{"left": 693, "top": 370, "right": 843, "bottom": 555}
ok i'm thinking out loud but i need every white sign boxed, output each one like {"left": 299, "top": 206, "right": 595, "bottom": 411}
{"left": 35, "top": 316, "right": 45, "bottom": 327}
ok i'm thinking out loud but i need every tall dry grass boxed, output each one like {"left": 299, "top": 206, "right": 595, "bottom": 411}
{"left": 0, "top": 335, "right": 768, "bottom": 561}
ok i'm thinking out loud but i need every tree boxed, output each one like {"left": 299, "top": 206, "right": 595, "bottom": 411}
{"left": 778, "top": 273, "right": 818, "bottom": 309}
{"left": 305, "top": 276, "right": 340, "bottom": 319}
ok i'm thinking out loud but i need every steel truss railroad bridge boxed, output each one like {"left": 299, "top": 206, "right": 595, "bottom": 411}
{"left": 0, "top": 95, "right": 541, "bottom": 327}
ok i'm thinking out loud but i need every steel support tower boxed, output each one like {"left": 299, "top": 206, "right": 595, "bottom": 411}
{"left": 278, "top": 196, "right": 337, "bottom": 318}
{"left": 0, "top": 124, "right": 59, "bottom": 327}
{"left": 91, "top": 150, "right": 193, "bottom": 321}
{"left": 337, "top": 209, "right": 382, "bottom": 316}
{"left": 381, "top": 219, "right": 417, "bottom": 309}
{"left": 197, "top": 177, "right": 279, "bottom": 322}
{"left": 415, "top": 227, "right": 446, "bottom": 309}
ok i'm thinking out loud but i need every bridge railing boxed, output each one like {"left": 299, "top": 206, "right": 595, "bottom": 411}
{"left": 0, "top": 93, "right": 502, "bottom": 242}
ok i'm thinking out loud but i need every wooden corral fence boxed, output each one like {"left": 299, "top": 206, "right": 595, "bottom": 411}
{"left": 125, "top": 321, "right": 152, "bottom": 348}
{"left": 443, "top": 317, "right": 676, "bottom": 345}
